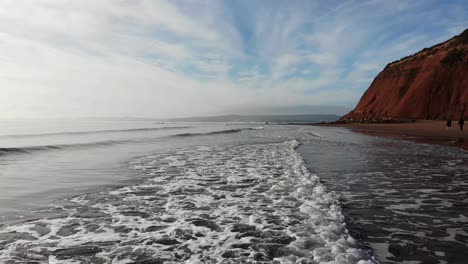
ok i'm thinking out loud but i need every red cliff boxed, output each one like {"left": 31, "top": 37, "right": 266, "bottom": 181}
{"left": 342, "top": 29, "right": 468, "bottom": 121}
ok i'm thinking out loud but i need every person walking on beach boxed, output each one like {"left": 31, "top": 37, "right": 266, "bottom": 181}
{"left": 447, "top": 119, "right": 452, "bottom": 131}
{"left": 459, "top": 118, "right": 464, "bottom": 131}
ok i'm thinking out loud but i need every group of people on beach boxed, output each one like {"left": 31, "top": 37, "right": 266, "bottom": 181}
{"left": 447, "top": 118, "right": 464, "bottom": 131}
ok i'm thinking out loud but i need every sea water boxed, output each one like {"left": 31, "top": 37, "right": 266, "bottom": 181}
{"left": 0, "top": 119, "right": 466, "bottom": 263}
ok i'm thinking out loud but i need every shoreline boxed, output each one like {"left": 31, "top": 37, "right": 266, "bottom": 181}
{"left": 314, "top": 120, "right": 468, "bottom": 151}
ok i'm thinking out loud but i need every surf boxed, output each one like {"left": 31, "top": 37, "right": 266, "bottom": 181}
{"left": 0, "top": 139, "right": 374, "bottom": 263}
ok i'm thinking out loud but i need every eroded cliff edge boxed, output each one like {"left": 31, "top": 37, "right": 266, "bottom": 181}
{"left": 342, "top": 29, "right": 468, "bottom": 121}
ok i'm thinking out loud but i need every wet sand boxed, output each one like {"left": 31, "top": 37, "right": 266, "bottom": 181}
{"left": 322, "top": 120, "right": 468, "bottom": 151}
{"left": 299, "top": 129, "right": 468, "bottom": 263}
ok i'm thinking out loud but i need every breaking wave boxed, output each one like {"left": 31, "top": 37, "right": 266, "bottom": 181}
{"left": 173, "top": 126, "right": 264, "bottom": 137}
{"left": 0, "top": 140, "right": 135, "bottom": 156}
{"left": 0, "top": 127, "right": 265, "bottom": 157}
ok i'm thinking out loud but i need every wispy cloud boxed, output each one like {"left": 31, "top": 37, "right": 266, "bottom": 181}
{"left": 0, "top": 0, "right": 466, "bottom": 118}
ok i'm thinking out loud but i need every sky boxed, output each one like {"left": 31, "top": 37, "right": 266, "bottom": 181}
{"left": 0, "top": 0, "right": 467, "bottom": 118}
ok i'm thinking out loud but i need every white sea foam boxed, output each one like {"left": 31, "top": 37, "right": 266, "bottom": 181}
{"left": 0, "top": 140, "right": 374, "bottom": 263}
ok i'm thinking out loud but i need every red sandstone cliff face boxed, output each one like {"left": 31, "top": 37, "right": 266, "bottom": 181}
{"left": 342, "top": 29, "right": 468, "bottom": 121}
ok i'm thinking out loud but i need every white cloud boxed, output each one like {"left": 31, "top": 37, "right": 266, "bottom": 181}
{"left": 272, "top": 54, "right": 301, "bottom": 80}
{"left": 0, "top": 0, "right": 466, "bottom": 118}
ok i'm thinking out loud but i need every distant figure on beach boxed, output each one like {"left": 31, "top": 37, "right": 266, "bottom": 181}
{"left": 459, "top": 118, "right": 464, "bottom": 131}
{"left": 447, "top": 119, "right": 452, "bottom": 131}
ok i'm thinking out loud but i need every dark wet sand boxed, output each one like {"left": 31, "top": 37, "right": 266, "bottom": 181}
{"left": 299, "top": 134, "right": 468, "bottom": 264}
{"left": 321, "top": 120, "right": 468, "bottom": 151}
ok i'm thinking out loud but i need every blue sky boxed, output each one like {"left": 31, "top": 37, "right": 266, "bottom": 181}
{"left": 0, "top": 0, "right": 466, "bottom": 118}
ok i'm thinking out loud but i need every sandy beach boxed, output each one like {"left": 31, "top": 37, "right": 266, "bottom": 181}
{"left": 323, "top": 120, "right": 468, "bottom": 151}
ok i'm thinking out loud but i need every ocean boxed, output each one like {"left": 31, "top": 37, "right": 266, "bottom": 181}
{"left": 0, "top": 119, "right": 466, "bottom": 263}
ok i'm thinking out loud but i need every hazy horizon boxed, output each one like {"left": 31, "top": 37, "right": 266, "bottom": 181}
{"left": 0, "top": 112, "right": 344, "bottom": 121}
{"left": 1, "top": 1, "right": 466, "bottom": 118}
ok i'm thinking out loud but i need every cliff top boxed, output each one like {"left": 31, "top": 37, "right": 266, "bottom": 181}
{"left": 386, "top": 28, "right": 468, "bottom": 68}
